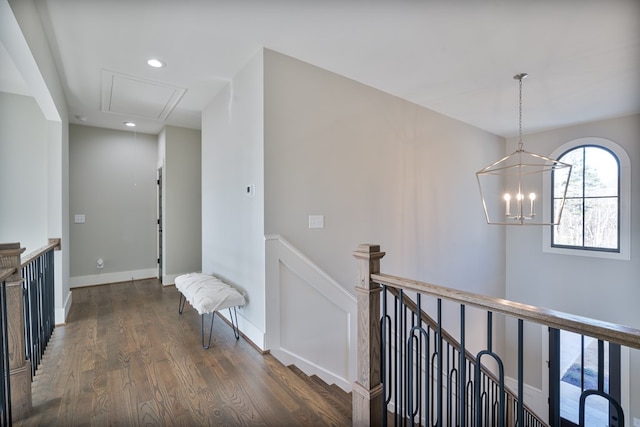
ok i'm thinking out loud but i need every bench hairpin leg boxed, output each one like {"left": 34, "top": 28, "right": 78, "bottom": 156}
{"left": 228, "top": 307, "right": 240, "bottom": 340}
{"left": 202, "top": 312, "right": 215, "bottom": 349}
{"left": 178, "top": 293, "right": 187, "bottom": 314}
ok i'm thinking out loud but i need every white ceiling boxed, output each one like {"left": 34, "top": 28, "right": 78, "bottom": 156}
{"left": 5, "top": 0, "right": 640, "bottom": 137}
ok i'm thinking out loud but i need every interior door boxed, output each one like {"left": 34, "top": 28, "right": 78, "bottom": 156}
{"left": 157, "top": 168, "right": 163, "bottom": 279}
{"left": 549, "top": 328, "right": 621, "bottom": 426}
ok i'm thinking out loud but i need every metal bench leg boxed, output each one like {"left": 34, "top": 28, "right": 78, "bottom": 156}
{"left": 178, "top": 293, "right": 187, "bottom": 314}
{"left": 228, "top": 307, "right": 240, "bottom": 340}
{"left": 202, "top": 312, "right": 215, "bottom": 349}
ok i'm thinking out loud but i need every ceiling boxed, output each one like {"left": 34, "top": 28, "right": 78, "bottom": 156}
{"left": 4, "top": 0, "right": 640, "bottom": 137}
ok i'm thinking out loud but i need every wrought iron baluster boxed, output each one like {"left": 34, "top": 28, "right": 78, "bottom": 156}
{"left": 431, "top": 338, "right": 438, "bottom": 426}
{"left": 446, "top": 345, "right": 457, "bottom": 427}
{"left": 436, "top": 298, "right": 443, "bottom": 427}
{"left": 467, "top": 359, "right": 474, "bottom": 427}
{"left": 397, "top": 292, "right": 408, "bottom": 425}
{"left": 597, "top": 339, "right": 605, "bottom": 393}
{"left": 459, "top": 305, "right": 466, "bottom": 427}
{"left": 579, "top": 389, "right": 624, "bottom": 427}
{"left": 517, "top": 319, "right": 524, "bottom": 426}
{"left": 394, "top": 290, "right": 400, "bottom": 426}
{"left": 407, "top": 294, "right": 416, "bottom": 422}
{"left": 381, "top": 285, "right": 390, "bottom": 427}
{"left": 474, "top": 311, "right": 505, "bottom": 427}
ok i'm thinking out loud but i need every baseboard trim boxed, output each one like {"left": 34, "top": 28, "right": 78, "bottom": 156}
{"left": 55, "top": 290, "right": 72, "bottom": 325}
{"left": 505, "top": 376, "right": 546, "bottom": 422}
{"left": 70, "top": 269, "right": 157, "bottom": 288}
{"left": 216, "top": 312, "right": 268, "bottom": 355}
{"left": 162, "top": 273, "right": 180, "bottom": 286}
{"left": 270, "top": 347, "right": 351, "bottom": 392}
{"left": 217, "top": 309, "right": 265, "bottom": 352}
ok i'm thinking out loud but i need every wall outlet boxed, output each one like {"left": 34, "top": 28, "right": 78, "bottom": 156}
{"left": 308, "top": 215, "right": 324, "bottom": 229}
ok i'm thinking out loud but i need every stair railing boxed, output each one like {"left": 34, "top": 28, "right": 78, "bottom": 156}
{"left": 0, "top": 239, "right": 60, "bottom": 425}
{"left": 352, "top": 244, "right": 640, "bottom": 427}
{"left": 382, "top": 285, "right": 546, "bottom": 426}
{"left": 20, "top": 239, "right": 60, "bottom": 379}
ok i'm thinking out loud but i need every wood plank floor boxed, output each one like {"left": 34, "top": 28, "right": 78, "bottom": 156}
{"left": 15, "top": 278, "right": 352, "bottom": 426}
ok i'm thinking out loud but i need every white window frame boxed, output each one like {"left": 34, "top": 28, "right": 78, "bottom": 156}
{"left": 542, "top": 137, "right": 630, "bottom": 260}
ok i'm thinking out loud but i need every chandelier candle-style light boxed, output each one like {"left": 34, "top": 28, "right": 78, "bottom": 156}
{"left": 476, "top": 73, "right": 572, "bottom": 225}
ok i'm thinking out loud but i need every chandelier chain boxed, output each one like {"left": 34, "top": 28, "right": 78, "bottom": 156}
{"left": 518, "top": 76, "right": 524, "bottom": 151}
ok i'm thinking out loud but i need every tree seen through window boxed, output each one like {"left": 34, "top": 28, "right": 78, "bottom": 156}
{"left": 552, "top": 145, "right": 619, "bottom": 251}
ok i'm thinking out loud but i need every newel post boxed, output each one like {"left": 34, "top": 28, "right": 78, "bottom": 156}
{"left": 0, "top": 243, "right": 31, "bottom": 420}
{"left": 352, "top": 244, "right": 385, "bottom": 427}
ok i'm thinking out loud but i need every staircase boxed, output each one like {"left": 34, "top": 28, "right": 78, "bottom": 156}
{"left": 287, "top": 364, "right": 352, "bottom": 423}
{"left": 351, "top": 244, "right": 640, "bottom": 427}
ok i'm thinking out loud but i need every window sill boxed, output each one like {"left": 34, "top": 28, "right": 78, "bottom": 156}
{"left": 542, "top": 245, "right": 629, "bottom": 261}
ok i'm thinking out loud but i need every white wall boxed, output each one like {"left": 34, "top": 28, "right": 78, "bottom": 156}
{"left": 69, "top": 125, "right": 157, "bottom": 286}
{"left": 162, "top": 125, "right": 202, "bottom": 285}
{"left": 4, "top": 0, "right": 70, "bottom": 323}
{"left": 504, "top": 114, "right": 640, "bottom": 420}
{"left": 202, "top": 50, "right": 266, "bottom": 348}
{"left": 0, "top": 93, "right": 49, "bottom": 251}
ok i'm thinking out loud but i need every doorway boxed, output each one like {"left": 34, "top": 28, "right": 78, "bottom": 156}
{"left": 549, "top": 329, "right": 622, "bottom": 426}
{"left": 157, "top": 168, "right": 163, "bottom": 279}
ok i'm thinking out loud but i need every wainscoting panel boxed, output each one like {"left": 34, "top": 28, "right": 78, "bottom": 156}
{"left": 265, "top": 235, "right": 356, "bottom": 391}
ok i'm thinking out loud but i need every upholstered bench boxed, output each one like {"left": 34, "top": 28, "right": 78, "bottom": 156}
{"left": 175, "top": 273, "right": 246, "bottom": 349}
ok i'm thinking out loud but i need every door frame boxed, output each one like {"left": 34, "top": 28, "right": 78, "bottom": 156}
{"left": 157, "top": 167, "right": 163, "bottom": 280}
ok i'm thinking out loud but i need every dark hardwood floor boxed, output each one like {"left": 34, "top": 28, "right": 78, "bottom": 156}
{"left": 15, "top": 278, "right": 352, "bottom": 426}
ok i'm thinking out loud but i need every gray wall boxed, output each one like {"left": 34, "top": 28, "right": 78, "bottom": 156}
{"left": 202, "top": 48, "right": 507, "bottom": 352}
{"left": 262, "top": 49, "right": 512, "bottom": 366}
{"left": 263, "top": 50, "right": 506, "bottom": 317}
{"left": 161, "top": 125, "right": 202, "bottom": 284}
{"left": 504, "top": 114, "right": 640, "bottom": 418}
{"left": 69, "top": 124, "right": 157, "bottom": 284}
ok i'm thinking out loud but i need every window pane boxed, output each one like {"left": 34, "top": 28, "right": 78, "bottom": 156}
{"left": 559, "top": 148, "right": 584, "bottom": 198}
{"left": 584, "top": 147, "right": 618, "bottom": 197}
{"left": 554, "top": 198, "right": 583, "bottom": 246}
{"left": 553, "top": 166, "right": 572, "bottom": 200}
{"left": 584, "top": 197, "right": 618, "bottom": 249}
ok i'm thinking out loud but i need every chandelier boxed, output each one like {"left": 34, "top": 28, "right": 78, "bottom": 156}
{"left": 476, "top": 73, "right": 572, "bottom": 225}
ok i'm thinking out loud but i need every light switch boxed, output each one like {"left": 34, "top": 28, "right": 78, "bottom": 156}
{"left": 74, "top": 214, "right": 86, "bottom": 224}
{"left": 308, "top": 215, "right": 324, "bottom": 229}
{"left": 246, "top": 184, "right": 255, "bottom": 197}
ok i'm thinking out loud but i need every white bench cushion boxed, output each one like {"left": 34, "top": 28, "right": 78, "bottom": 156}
{"left": 175, "top": 273, "right": 246, "bottom": 315}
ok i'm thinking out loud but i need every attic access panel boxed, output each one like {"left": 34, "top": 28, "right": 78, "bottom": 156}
{"left": 101, "top": 69, "right": 186, "bottom": 121}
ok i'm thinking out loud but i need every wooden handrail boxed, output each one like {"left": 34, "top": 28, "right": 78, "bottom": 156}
{"left": 372, "top": 272, "right": 640, "bottom": 350}
{"left": 21, "top": 238, "right": 61, "bottom": 268}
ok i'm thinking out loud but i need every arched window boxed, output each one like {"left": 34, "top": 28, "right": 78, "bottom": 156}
{"left": 544, "top": 137, "right": 630, "bottom": 260}
{"left": 553, "top": 145, "right": 619, "bottom": 251}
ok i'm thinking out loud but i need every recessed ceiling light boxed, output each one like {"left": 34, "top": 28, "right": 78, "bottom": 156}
{"left": 124, "top": 121, "right": 136, "bottom": 127}
{"left": 147, "top": 58, "right": 166, "bottom": 68}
